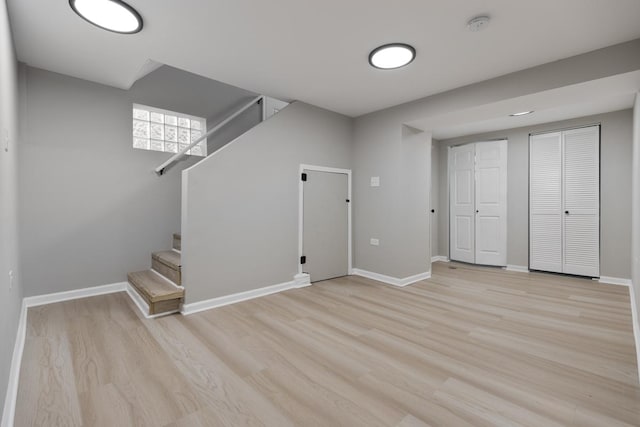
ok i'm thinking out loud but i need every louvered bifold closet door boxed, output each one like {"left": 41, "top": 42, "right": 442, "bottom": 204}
{"left": 562, "top": 126, "right": 600, "bottom": 277}
{"left": 529, "top": 132, "right": 563, "bottom": 273}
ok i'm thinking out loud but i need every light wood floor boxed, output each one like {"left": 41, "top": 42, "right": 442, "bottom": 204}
{"left": 15, "top": 262, "right": 640, "bottom": 426}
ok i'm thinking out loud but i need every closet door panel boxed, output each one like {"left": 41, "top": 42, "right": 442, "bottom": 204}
{"left": 530, "top": 215, "right": 563, "bottom": 272}
{"left": 530, "top": 132, "right": 563, "bottom": 273}
{"left": 563, "top": 126, "right": 600, "bottom": 276}
{"left": 564, "top": 215, "right": 599, "bottom": 276}
{"left": 475, "top": 140, "right": 507, "bottom": 266}
{"left": 449, "top": 145, "right": 476, "bottom": 263}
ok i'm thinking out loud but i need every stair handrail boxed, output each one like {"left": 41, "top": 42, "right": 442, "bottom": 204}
{"left": 155, "top": 95, "right": 264, "bottom": 175}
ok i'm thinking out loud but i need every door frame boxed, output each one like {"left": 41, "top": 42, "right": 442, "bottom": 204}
{"left": 448, "top": 140, "right": 508, "bottom": 265}
{"left": 298, "top": 164, "right": 352, "bottom": 276}
{"left": 528, "top": 124, "right": 601, "bottom": 276}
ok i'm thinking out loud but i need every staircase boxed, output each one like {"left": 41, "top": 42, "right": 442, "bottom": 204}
{"left": 128, "top": 233, "right": 184, "bottom": 316}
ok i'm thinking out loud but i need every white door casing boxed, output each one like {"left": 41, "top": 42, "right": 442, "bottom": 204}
{"left": 449, "top": 144, "right": 476, "bottom": 263}
{"left": 449, "top": 141, "right": 508, "bottom": 266}
{"left": 475, "top": 140, "right": 508, "bottom": 266}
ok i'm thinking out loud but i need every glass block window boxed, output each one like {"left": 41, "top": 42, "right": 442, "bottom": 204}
{"left": 132, "top": 104, "right": 207, "bottom": 156}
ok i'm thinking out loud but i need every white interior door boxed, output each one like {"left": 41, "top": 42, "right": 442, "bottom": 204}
{"left": 530, "top": 132, "right": 563, "bottom": 273}
{"left": 562, "top": 126, "right": 600, "bottom": 277}
{"left": 449, "top": 144, "right": 476, "bottom": 263}
{"left": 475, "top": 140, "right": 508, "bottom": 266}
{"left": 302, "top": 170, "right": 349, "bottom": 282}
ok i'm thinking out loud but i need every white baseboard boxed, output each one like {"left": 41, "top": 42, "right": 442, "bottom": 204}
{"left": 351, "top": 268, "right": 431, "bottom": 287}
{"left": 628, "top": 283, "right": 640, "bottom": 384}
{"left": 125, "top": 283, "right": 179, "bottom": 319}
{"left": 23, "top": 282, "right": 128, "bottom": 308}
{"left": 181, "top": 275, "right": 308, "bottom": 316}
{"left": 293, "top": 273, "right": 311, "bottom": 288}
{"left": 598, "top": 276, "right": 632, "bottom": 286}
{"left": 504, "top": 265, "right": 530, "bottom": 273}
{"left": 1, "top": 301, "right": 27, "bottom": 427}
{"left": 431, "top": 256, "right": 449, "bottom": 263}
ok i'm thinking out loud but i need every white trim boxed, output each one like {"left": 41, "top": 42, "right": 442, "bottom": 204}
{"left": 628, "top": 283, "right": 640, "bottom": 384}
{"left": 23, "top": 282, "right": 127, "bottom": 308}
{"left": 504, "top": 265, "right": 530, "bottom": 273}
{"left": 1, "top": 301, "right": 27, "bottom": 427}
{"left": 431, "top": 256, "right": 450, "bottom": 263}
{"left": 351, "top": 268, "right": 431, "bottom": 287}
{"left": 181, "top": 275, "right": 307, "bottom": 316}
{"left": 598, "top": 276, "right": 632, "bottom": 286}
{"left": 298, "top": 164, "right": 352, "bottom": 278}
{"left": 125, "top": 283, "right": 179, "bottom": 319}
{"left": 293, "top": 273, "right": 311, "bottom": 288}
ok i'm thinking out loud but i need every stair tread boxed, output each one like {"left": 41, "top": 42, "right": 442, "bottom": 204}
{"left": 128, "top": 270, "right": 184, "bottom": 303}
{"left": 152, "top": 250, "right": 181, "bottom": 270}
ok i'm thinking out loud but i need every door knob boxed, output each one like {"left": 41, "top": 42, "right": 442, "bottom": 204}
{"left": 476, "top": 210, "right": 479, "bottom": 213}
{"left": 565, "top": 210, "right": 569, "bottom": 214}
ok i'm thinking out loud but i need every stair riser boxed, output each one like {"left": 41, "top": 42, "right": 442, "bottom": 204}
{"left": 173, "top": 235, "right": 181, "bottom": 251}
{"left": 150, "top": 298, "right": 182, "bottom": 315}
{"left": 152, "top": 258, "right": 181, "bottom": 286}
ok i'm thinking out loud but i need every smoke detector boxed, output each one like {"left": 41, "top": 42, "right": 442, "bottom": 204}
{"left": 467, "top": 15, "right": 491, "bottom": 32}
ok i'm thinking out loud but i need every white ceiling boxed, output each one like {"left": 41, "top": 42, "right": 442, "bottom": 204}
{"left": 7, "top": 0, "right": 640, "bottom": 117}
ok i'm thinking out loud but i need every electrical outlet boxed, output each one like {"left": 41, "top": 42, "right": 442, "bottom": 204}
{"left": 9, "top": 270, "right": 13, "bottom": 289}
{"left": 370, "top": 176, "right": 380, "bottom": 187}
{"left": 370, "top": 238, "right": 380, "bottom": 246}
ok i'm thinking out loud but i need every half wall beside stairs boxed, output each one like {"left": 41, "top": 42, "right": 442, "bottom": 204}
{"left": 181, "top": 101, "right": 353, "bottom": 304}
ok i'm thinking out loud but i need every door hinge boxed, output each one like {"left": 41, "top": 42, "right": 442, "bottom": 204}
{"left": 300, "top": 255, "right": 306, "bottom": 264}
{"left": 301, "top": 173, "right": 307, "bottom": 181}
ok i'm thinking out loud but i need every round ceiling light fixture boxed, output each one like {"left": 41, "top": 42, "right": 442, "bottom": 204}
{"left": 509, "top": 111, "right": 534, "bottom": 117}
{"left": 467, "top": 15, "right": 491, "bottom": 32}
{"left": 69, "top": 0, "right": 143, "bottom": 34}
{"left": 369, "top": 43, "right": 416, "bottom": 70}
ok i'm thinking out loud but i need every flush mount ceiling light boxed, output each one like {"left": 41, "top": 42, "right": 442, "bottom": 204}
{"left": 509, "top": 111, "right": 534, "bottom": 117}
{"left": 369, "top": 43, "right": 416, "bottom": 70}
{"left": 69, "top": 0, "right": 143, "bottom": 34}
{"left": 467, "top": 15, "right": 491, "bottom": 32}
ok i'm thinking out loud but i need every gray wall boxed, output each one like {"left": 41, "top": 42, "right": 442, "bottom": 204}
{"left": 19, "top": 65, "right": 256, "bottom": 297}
{"left": 437, "top": 109, "right": 633, "bottom": 279}
{"left": 352, "top": 117, "right": 431, "bottom": 279}
{"left": 0, "top": 0, "right": 22, "bottom": 418}
{"left": 182, "top": 102, "right": 353, "bottom": 303}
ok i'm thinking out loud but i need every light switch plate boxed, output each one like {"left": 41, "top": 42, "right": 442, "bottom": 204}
{"left": 370, "top": 176, "right": 380, "bottom": 187}
{"left": 370, "top": 238, "right": 379, "bottom": 246}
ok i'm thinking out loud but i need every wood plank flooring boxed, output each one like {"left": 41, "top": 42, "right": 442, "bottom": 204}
{"left": 14, "top": 262, "right": 640, "bottom": 426}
